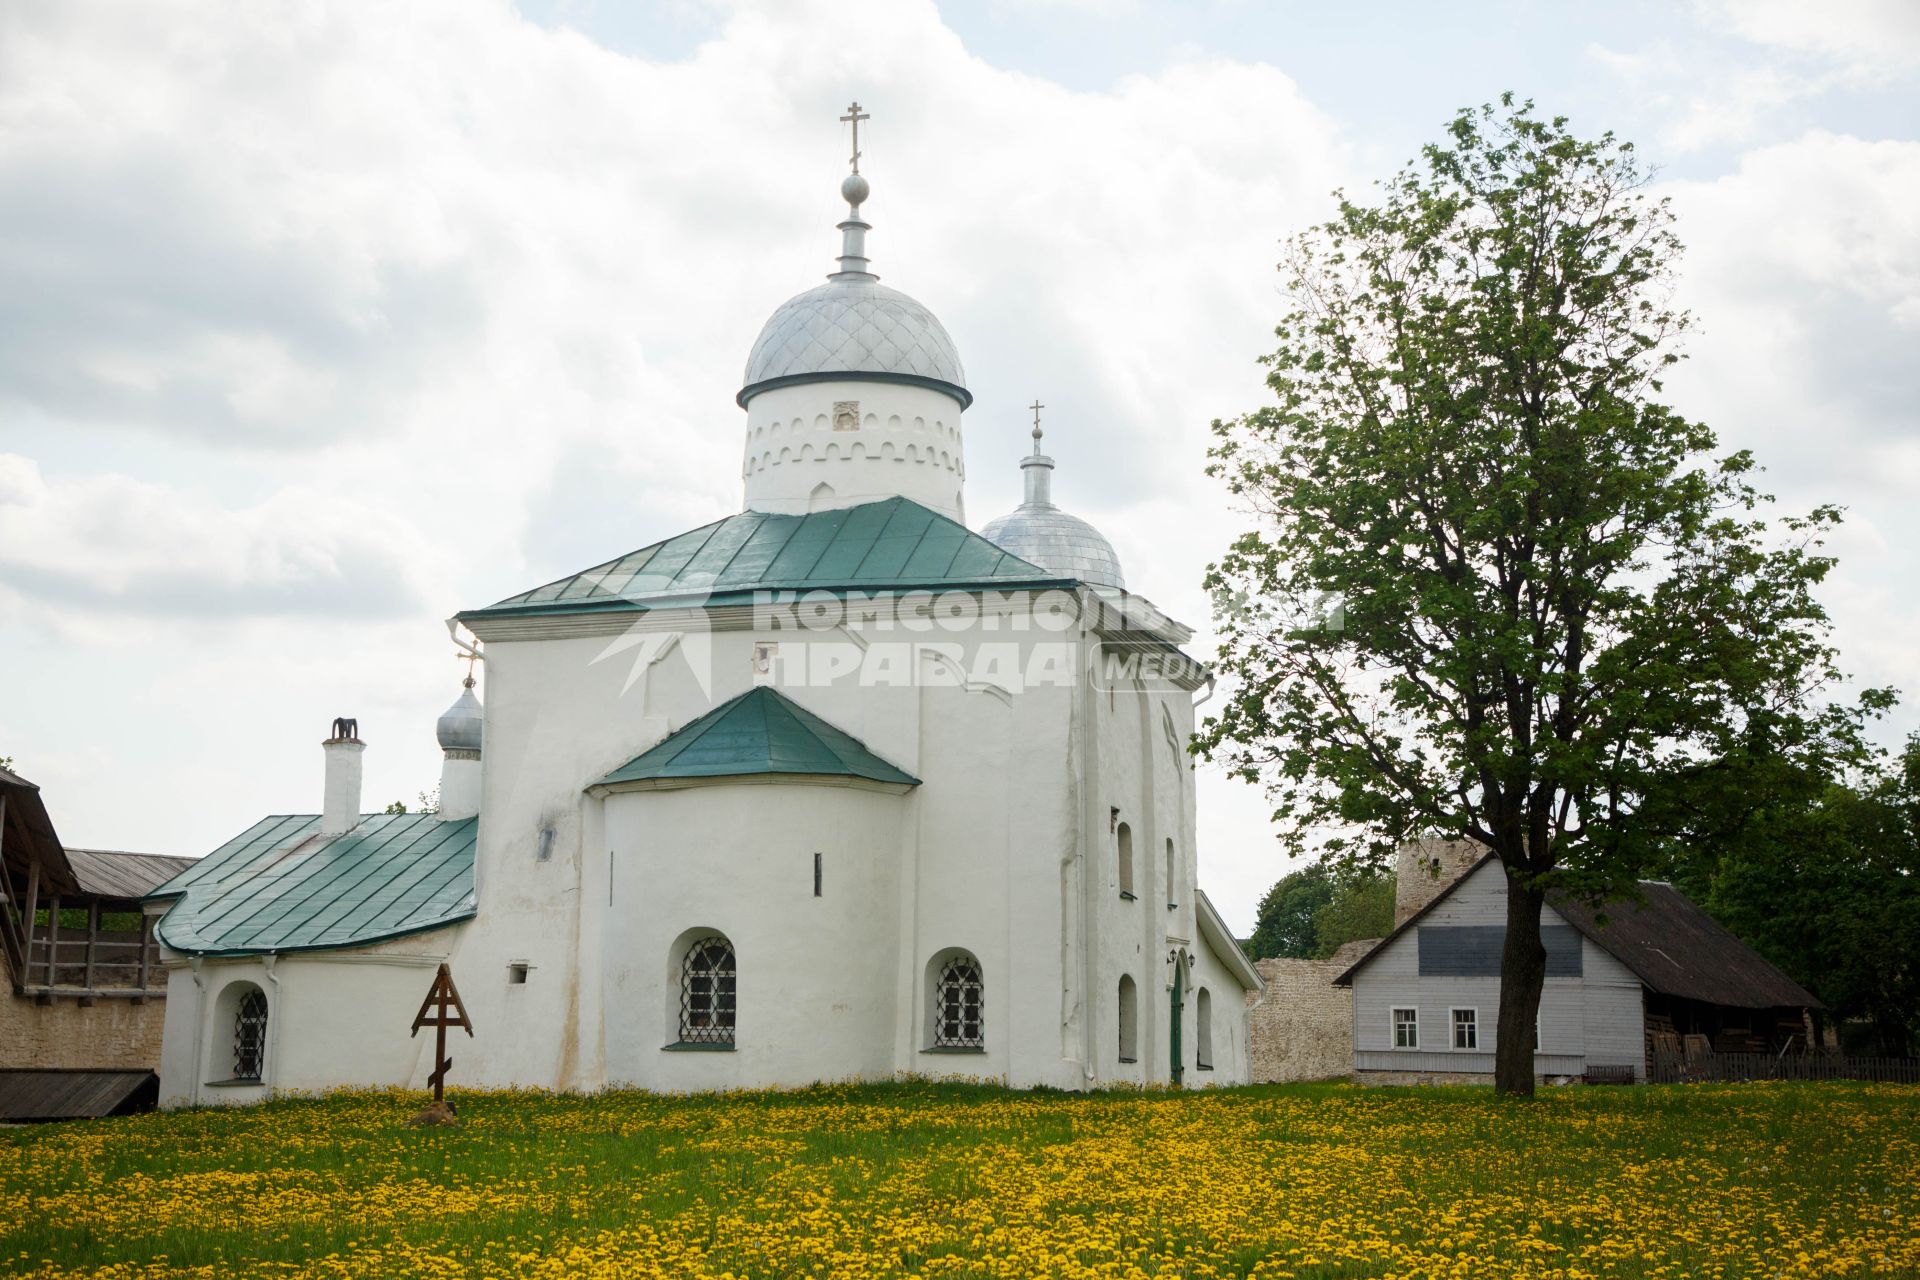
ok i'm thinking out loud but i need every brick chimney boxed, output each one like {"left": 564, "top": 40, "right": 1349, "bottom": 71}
{"left": 321, "top": 716, "right": 364, "bottom": 836}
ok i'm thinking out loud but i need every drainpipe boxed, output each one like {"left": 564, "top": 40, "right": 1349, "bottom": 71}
{"left": 263, "top": 954, "right": 282, "bottom": 1095}
{"left": 187, "top": 955, "right": 206, "bottom": 1107}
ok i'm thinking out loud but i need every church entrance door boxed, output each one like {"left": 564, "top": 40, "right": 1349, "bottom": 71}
{"left": 1169, "top": 951, "right": 1185, "bottom": 1087}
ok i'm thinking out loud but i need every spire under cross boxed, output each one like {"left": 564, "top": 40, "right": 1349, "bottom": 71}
{"left": 1029, "top": 399, "right": 1045, "bottom": 450}
{"left": 840, "top": 101, "right": 870, "bottom": 174}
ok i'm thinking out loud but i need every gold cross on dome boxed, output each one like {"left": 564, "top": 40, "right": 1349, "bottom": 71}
{"left": 840, "top": 101, "right": 870, "bottom": 174}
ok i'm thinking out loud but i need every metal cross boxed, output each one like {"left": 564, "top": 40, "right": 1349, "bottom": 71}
{"left": 840, "top": 101, "right": 870, "bottom": 174}
{"left": 1029, "top": 399, "right": 1045, "bottom": 447}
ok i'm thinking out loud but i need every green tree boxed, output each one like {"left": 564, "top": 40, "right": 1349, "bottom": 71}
{"left": 1311, "top": 872, "right": 1395, "bottom": 959}
{"left": 1673, "top": 737, "right": 1920, "bottom": 1055}
{"left": 1246, "top": 863, "right": 1336, "bottom": 959}
{"left": 1198, "top": 97, "right": 1884, "bottom": 1095}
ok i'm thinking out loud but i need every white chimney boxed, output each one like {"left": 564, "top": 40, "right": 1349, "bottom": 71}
{"left": 435, "top": 680, "right": 484, "bottom": 822}
{"left": 321, "top": 717, "right": 365, "bottom": 835}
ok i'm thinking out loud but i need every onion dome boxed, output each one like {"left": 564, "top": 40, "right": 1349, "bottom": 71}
{"left": 980, "top": 418, "right": 1125, "bottom": 590}
{"left": 738, "top": 170, "right": 969, "bottom": 409}
{"left": 435, "top": 680, "right": 484, "bottom": 755}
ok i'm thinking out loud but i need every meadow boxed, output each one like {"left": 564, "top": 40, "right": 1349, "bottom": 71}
{"left": 1, "top": 1079, "right": 1915, "bottom": 1279}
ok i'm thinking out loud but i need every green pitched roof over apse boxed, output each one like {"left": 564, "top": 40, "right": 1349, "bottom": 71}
{"left": 145, "top": 814, "right": 476, "bottom": 956}
{"left": 464, "top": 497, "right": 1062, "bottom": 620}
{"left": 594, "top": 686, "right": 921, "bottom": 789}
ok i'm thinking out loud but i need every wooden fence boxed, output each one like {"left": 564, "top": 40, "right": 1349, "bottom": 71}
{"left": 1647, "top": 1051, "right": 1920, "bottom": 1085}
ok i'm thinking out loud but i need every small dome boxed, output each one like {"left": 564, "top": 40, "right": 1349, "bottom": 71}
{"left": 739, "top": 278, "right": 969, "bottom": 408}
{"left": 981, "top": 505, "right": 1126, "bottom": 590}
{"left": 436, "top": 684, "right": 484, "bottom": 754}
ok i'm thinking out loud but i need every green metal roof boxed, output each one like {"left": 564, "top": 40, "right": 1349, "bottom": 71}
{"left": 463, "top": 497, "right": 1064, "bottom": 621}
{"left": 146, "top": 813, "right": 476, "bottom": 956}
{"left": 594, "top": 686, "right": 920, "bottom": 789}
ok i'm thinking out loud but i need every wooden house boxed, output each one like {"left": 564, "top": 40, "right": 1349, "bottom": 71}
{"left": 1333, "top": 854, "right": 1820, "bottom": 1082}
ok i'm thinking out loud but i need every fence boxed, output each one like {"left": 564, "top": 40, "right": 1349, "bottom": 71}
{"left": 1647, "top": 1051, "right": 1920, "bottom": 1085}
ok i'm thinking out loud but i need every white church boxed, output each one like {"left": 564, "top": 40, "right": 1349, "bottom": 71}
{"left": 145, "top": 121, "right": 1262, "bottom": 1105}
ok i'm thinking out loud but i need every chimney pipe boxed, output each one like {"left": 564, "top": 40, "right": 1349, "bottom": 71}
{"left": 321, "top": 717, "right": 364, "bottom": 836}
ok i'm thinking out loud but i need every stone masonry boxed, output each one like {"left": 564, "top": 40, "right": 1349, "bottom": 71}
{"left": 1246, "top": 940, "right": 1377, "bottom": 1083}
{"left": 0, "top": 991, "right": 166, "bottom": 1071}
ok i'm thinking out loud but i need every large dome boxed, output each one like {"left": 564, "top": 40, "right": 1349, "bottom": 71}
{"left": 981, "top": 504, "right": 1125, "bottom": 590}
{"left": 739, "top": 277, "right": 968, "bottom": 408}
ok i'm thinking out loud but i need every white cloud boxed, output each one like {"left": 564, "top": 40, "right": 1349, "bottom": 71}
{"left": 1703, "top": 0, "right": 1920, "bottom": 79}
{"left": 0, "top": 0, "right": 1353, "bottom": 926}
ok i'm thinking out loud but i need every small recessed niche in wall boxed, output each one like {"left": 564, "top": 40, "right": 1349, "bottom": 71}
{"left": 536, "top": 827, "right": 555, "bottom": 862}
{"left": 508, "top": 962, "right": 530, "bottom": 985}
{"left": 813, "top": 851, "right": 823, "bottom": 898}
{"left": 754, "top": 642, "right": 779, "bottom": 677}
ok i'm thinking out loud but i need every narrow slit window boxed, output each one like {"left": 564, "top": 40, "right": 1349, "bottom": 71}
{"left": 813, "top": 852, "right": 822, "bottom": 898}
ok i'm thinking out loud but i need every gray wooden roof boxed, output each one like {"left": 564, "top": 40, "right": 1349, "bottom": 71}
{"left": 62, "top": 848, "right": 196, "bottom": 900}
{"left": 0, "top": 1069, "right": 157, "bottom": 1121}
{"left": 1550, "top": 882, "right": 1820, "bottom": 1010}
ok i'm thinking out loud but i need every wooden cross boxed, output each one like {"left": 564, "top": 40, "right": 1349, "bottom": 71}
{"left": 410, "top": 963, "right": 473, "bottom": 1103}
{"left": 840, "top": 101, "right": 869, "bottom": 174}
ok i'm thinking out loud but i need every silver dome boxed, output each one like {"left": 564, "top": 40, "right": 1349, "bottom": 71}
{"left": 982, "top": 505, "right": 1126, "bottom": 590}
{"left": 435, "top": 684, "right": 484, "bottom": 754}
{"left": 740, "top": 277, "right": 968, "bottom": 407}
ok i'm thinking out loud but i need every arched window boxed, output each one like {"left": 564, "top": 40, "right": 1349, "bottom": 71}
{"left": 1117, "top": 974, "right": 1138, "bottom": 1063}
{"left": 933, "top": 953, "right": 984, "bottom": 1049}
{"left": 1196, "top": 987, "right": 1214, "bottom": 1070}
{"left": 1165, "top": 838, "right": 1178, "bottom": 909}
{"left": 233, "top": 986, "right": 268, "bottom": 1080}
{"left": 1116, "top": 822, "right": 1135, "bottom": 898}
{"left": 679, "top": 935, "right": 736, "bottom": 1045}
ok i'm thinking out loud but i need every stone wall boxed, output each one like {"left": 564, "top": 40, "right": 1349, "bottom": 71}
{"left": 1246, "top": 940, "right": 1377, "bottom": 1083}
{"left": 0, "top": 991, "right": 167, "bottom": 1070}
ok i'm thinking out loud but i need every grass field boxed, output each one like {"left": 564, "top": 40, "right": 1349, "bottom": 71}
{"left": 2, "top": 1079, "right": 1915, "bottom": 1279}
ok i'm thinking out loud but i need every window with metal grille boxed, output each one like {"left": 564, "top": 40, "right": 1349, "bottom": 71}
{"left": 679, "top": 936, "right": 736, "bottom": 1044}
{"left": 933, "top": 955, "right": 983, "bottom": 1048}
{"left": 234, "top": 989, "right": 268, "bottom": 1080}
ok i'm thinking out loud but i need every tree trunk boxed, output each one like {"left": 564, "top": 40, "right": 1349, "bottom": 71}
{"left": 1496, "top": 867, "right": 1548, "bottom": 1097}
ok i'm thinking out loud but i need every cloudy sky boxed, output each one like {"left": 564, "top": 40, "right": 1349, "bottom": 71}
{"left": 2, "top": 0, "right": 1915, "bottom": 932}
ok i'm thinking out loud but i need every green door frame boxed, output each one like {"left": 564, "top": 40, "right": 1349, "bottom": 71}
{"left": 1169, "top": 950, "right": 1185, "bottom": 1087}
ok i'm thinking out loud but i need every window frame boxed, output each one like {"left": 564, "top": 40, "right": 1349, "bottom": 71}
{"left": 676, "top": 935, "right": 737, "bottom": 1048}
{"left": 931, "top": 954, "right": 985, "bottom": 1051}
{"left": 1450, "top": 1006, "right": 1478, "bottom": 1051}
{"left": 1392, "top": 1006, "right": 1419, "bottom": 1050}
{"left": 1117, "top": 973, "right": 1139, "bottom": 1064}
{"left": 233, "top": 988, "right": 268, "bottom": 1081}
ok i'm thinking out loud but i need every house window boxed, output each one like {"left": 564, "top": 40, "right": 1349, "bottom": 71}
{"left": 233, "top": 988, "right": 268, "bottom": 1080}
{"left": 1533, "top": 1015, "right": 1541, "bottom": 1053}
{"left": 1393, "top": 1007, "right": 1419, "bottom": 1049}
{"left": 933, "top": 954, "right": 984, "bottom": 1049}
{"left": 1451, "top": 1008, "right": 1478, "bottom": 1051}
{"left": 1116, "top": 822, "right": 1135, "bottom": 899}
{"left": 1196, "top": 987, "right": 1214, "bottom": 1069}
{"left": 679, "top": 935, "right": 736, "bottom": 1045}
{"left": 1118, "top": 974, "right": 1139, "bottom": 1063}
